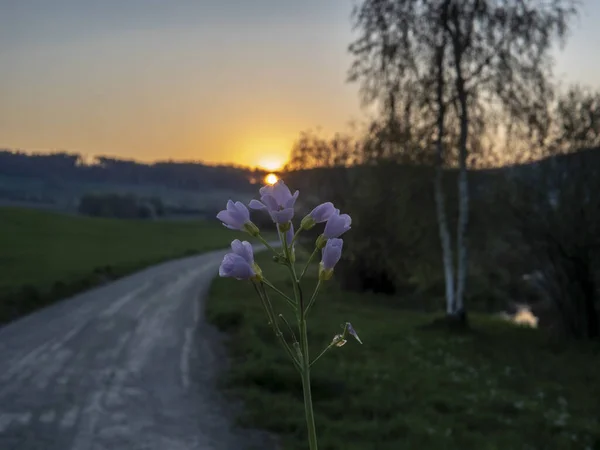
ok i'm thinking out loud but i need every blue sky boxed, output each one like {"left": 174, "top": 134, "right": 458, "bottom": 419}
{"left": 1, "top": 0, "right": 598, "bottom": 168}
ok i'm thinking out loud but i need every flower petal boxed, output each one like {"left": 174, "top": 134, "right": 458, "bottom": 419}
{"left": 217, "top": 210, "right": 244, "bottom": 230}
{"left": 270, "top": 208, "right": 294, "bottom": 224}
{"left": 285, "top": 190, "right": 300, "bottom": 209}
{"left": 324, "top": 211, "right": 352, "bottom": 238}
{"left": 218, "top": 253, "right": 255, "bottom": 279}
{"left": 259, "top": 184, "right": 274, "bottom": 197}
{"left": 310, "top": 202, "right": 335, "bottom": 223}
{"left": 258, "top": 194, "right": 278, "bottom": 212}
{"left": 241, "top": 241, "right": 255, "bottom": 264}
{"left": 216, "top": 210, "right": 232, "bottom": 223}
{"left": 248, "top": 199, "right": 266, "bottom": 210}
{"left": 230, "top": 239, "right": 254, "bottom": 264}
{"left": 285, "top": 223, "right": 295, "bottom": 247}
{"left": 271, "top": 180, "right": 293, "bottom": 206}
{"left": 347, "top": 322, "right": 363, "bottom": 344}
{"left": 322, "top": 238, "right": 343, "bottom": 270}
{"left": 233, "top": 201, "right": 250, "bottom": 222}
{"left": 225, "top": 200, "right": 237, "bottom": 213}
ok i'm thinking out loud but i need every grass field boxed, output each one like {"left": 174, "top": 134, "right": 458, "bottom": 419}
{"left": 207, "top": 250, "right": 600, "bottom": 450}
{"left": 0, "top": 206, "right": 245, "bottom": 324}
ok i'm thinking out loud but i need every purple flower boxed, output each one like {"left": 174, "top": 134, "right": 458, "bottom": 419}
{"left": 346, "top": 322, "right": 363, "bottom": 344}
{"left": 321, "top": 238, "right": 343, "bottom": 270}
{"left": 217, "top": 200, "right": 252, "bottom": 231}
{"left": 219, "top": 240, "right": 260, "bottom": 280}
{"left": 249, "top": 180, "right": 299, "bottom": 224}
{"left": 300, "top": 202, "right": 336, "bottom": 230}
{"left": 310, "top": 202, "right": 336, "bottom": 222}
{"left": 218, "top": 253, "right": 256, "bottom": 280}
{"left": 323, "top": 209, "right": 351, "bottom": 239}
{"left": 230, "top": 239, "right": 254, "bottom": 264}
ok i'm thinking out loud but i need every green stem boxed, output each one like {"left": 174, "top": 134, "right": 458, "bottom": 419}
{"left": 310, "top": 343, "right": 333, "bottom": 368}
{"left": 304, "top": 281, "right": 322, "bottom": 318}
{"left": 300, "top": 247, "right": 319, "bottom": 281}
{"left": 254, "top": 283, "right": 301, "bottom": 370}
{"left": 282, "top": 227, "right": 318, "bottom": 449}
{"left": 257, "top": 234, "right": 278, "bottom": 254}
{"left": 300, "top": 315, "right": 318, "bottom": 450}
{"left": 282, "top": 228, "right": 300, "bottom": 291}
{"left": 278, "top": 313, "right": 298, "bottom": 345}
{"left": 291, "top": 227, "right": 302, "bottom": 246}
{"left": 262, "top": 279, "right": 296, "bottom": 309}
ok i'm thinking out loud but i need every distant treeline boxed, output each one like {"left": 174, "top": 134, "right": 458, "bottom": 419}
{"left": 78, "top": 193, "right": 165, "bottom": 219}
{"left": 0, "top": 150, "right": 266, "bottom": 192}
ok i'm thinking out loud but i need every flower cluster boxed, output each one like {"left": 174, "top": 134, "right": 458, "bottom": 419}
{"left": 215, "top": 178, "right": 361, "bottom": 450}
{"left": 216, "top": 179, "right": 352, "bottom": 282}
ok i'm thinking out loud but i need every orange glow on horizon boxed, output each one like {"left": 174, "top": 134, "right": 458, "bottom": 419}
{"left": 258, "top": 157, "right": 285, "bottom": 171}
{"left": 265, "top": 173, "right": 278, "bottom": 185}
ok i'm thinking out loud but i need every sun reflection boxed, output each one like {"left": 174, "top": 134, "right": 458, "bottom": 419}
{"left": 265, "top": 173, "right": 278, "bottom": 185}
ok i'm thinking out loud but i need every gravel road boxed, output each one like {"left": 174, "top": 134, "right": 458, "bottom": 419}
{"left": 0, "top": 248, "right": 277, "bottom": 450}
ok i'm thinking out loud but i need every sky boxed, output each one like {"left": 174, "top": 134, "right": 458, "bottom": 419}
{"left": 1, "top": 0, "right": 599, "bottom": 170}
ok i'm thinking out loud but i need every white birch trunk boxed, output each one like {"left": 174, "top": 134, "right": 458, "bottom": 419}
{"left": 433, "top": 24, "right": 456, "bottom": 315}
{"left": 435, "top": 166, "right": 456, "bottom": 314}
{"left": 455, "top": 165, "right": 468, "bottom": 312}
{"left": 454, "top": 78, "right": 469, "bottom": 313}
{"left": 451, "top": 12, "right": 470, "bottom": 315}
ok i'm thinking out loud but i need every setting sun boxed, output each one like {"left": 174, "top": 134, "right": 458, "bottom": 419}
{"left": 265, "top": 173, "right": 279, "bottom": 185}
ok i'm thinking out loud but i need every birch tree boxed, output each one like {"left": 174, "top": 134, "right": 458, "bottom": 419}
{"left": 349, "top": 0, "right": 577, "bottom": 318}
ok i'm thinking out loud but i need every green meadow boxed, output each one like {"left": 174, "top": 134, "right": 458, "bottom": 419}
{"left": 0, "top": 207, "right": 240, "bottom": 324}
{"left": 207, "top": 251, "right": 600, "bottom": 450}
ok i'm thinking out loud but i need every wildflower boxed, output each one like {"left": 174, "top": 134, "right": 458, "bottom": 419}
{"left": 249, "top": 180, "right": 299, "bottom": 224}
{"left": 216, "top": 180, "right": 362, "bottom": 449}
{"left": 300, "top": 202, "right": 336, "bottom": 230}
{"left": 218, "top": 253, "right": 256, "bottom": 280}
{"left": 319, "top": 238, "right": 343, "bottom": 281}
{"left": 231, "top": 239, "right": 254, "bottom": 264}
{"left": 323, "top": 209, "right": 351, "bottom": 239}
{"left": 219, "top": 239, "right": 262, "bottom": 280}
{"left": 346, "top": 322, "right": 363, "bottom": 344}
{"left": 217, "top": 200, "right": 259, "bottom": 236}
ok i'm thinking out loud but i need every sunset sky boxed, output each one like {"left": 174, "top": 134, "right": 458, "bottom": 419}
{"left": 1, "top": 0, "right": 599, "bottom": 170}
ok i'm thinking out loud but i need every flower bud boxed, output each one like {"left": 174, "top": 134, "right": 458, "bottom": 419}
{"left": 243, "top": 221, "right": 260, "bottom": 237}
{"left": 278, "top": 221, "right": 291, "bottom": 233}
{"left": 318, "top": 261, "right": 334, "bottom": 281}
{"left": 300, "top": 215, "right": 316, "bottom": 231}
{"left": 323, "top": 210, "right": 351, "bottom": 239}
{"left": 321, "top": 238, "right": 343, "bottom": 271}
{"left": 251, "top": 262, "right": 263, "bottom": 281}
{"left": 315, "top": 234, "right": 327, "bottom": 249}
{"left": 302, "top": 202, "right": 335, "bottom": 231}
{"left": 345, "top": 322, "right": 363, "bottom": 344}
